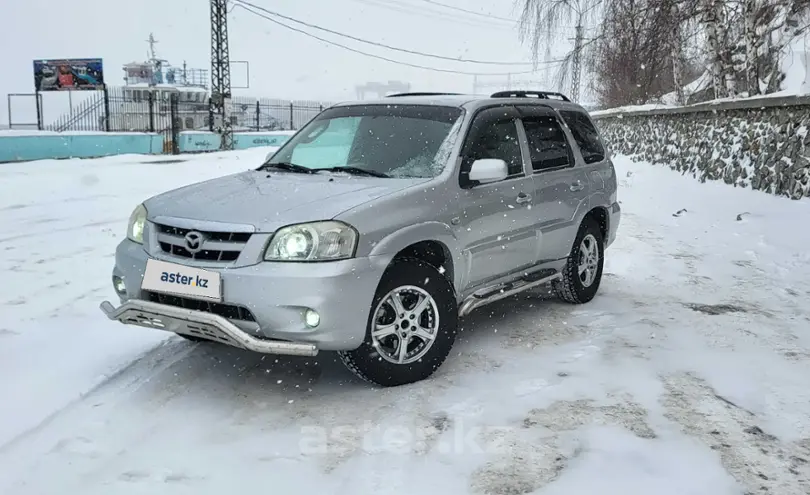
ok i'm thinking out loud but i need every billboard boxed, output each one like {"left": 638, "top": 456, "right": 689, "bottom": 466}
{"left": 34, "top": 58, "right": 104, "bottom": 91}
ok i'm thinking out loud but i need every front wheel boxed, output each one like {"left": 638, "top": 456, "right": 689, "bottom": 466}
{"left": 338, "top": 258, "right": 458, "bottom": 387}
{"left": 554, "top": 217, "right": 605, "bottom": 304}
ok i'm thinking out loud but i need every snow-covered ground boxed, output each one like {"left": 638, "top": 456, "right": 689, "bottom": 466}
{"left": 1, "top": 149, "right": 809, "bottom": 494}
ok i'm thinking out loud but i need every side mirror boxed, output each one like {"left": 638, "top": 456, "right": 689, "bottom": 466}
{"left": 469, "top": 158, "right": 508, "bottom": 184}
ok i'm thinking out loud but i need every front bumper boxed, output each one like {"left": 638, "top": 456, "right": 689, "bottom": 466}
{"left": 100, "top": 300, "right": 318, "bottom": 356}
{"left": 108, "top": 239, "right": 389, "bottom": 351}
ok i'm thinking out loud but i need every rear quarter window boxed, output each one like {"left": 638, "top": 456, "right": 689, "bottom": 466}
{"left": 559, "top": 110, "right": 606, "bottom": 164}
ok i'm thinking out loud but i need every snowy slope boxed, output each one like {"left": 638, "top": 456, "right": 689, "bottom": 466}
{"left": 0, "top": 150, "right": 272, "bottom": 446}
{"left": 0, "top": 152, "right": 809, "bottom": 494}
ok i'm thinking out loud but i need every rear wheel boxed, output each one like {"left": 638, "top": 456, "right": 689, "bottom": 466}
{"left": 554, "top": 217, "right": 605, "bottom": 304}
{"left": 338, "top": 258, "right": 458, "bottom": 387}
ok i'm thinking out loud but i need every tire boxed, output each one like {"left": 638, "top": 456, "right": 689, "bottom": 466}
{"left": 338, "top": 258, "right": 458, "bottom": 387}
{"left": 554, "top": 217, "right": 605, "bottom": 304}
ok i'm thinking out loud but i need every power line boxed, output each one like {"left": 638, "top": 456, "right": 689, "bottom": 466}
{"left": 349, "top": 0, "right": 581, "bottom": 36}
{"left": 233, "top": 3, "right": 565, "bottom": 75}
{"left": 364, "top": 0, "right": 582, "bottom": 31}
{"left": 347, "top": 0, "right": 518, "bottom": 32}
{"left": 415, "top": 0, "right": 516, "bottom": 23}
{"left": 233, "top": 0, "right": 533, "bottom": 66}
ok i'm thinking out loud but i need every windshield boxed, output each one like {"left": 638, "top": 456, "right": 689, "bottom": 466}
{"left": 265, "top": 104, "right": 464, "bottom": 178}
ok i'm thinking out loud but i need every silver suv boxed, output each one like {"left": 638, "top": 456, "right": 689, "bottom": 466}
{"left": 101, "top": 90, "right": 621, "bottom": 387}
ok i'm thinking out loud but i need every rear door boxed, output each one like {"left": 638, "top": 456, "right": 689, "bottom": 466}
{"left": 454, "top": 106, "right": 537, "bottom": 291}
{"left": 558, "top": 108, "right": 613, "bottom": 243}
{"left": 517, "top": 105, "right": 588, "bottom": 262}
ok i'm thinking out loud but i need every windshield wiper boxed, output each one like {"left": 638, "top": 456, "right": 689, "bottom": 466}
{"left": 321, "top": 166, "right": 390, "bottom": 178}
{"left": 259, "top": 162, "right": 316, "bottom": 174}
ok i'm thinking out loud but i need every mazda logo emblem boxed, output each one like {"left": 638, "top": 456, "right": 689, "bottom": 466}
{"left": 184, "top": 231, "right": 205, "bottom": 254}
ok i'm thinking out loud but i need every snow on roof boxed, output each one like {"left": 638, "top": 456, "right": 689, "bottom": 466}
{"left": 590, "top": 103, "right": 675, "bottom": 117}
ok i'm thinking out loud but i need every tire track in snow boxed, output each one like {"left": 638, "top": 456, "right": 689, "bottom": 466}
{"left": 469, "top": 396, "right": 658, "bottom": 494}
{"left": 662, "top": 372, "right": 810, "bottom": 495}
{"left": 0, "top": 339, "right": 190, "bottom": 457}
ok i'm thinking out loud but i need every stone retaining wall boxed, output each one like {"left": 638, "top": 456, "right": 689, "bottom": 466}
{"left": 591, "top": 96, "right": 810, "bottom": 199}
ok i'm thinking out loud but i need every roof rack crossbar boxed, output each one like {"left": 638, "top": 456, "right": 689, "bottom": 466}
{"left": 490, "top": 90, "right": 571, "bottom": 102}
{"left": 385, "top": 92, "right": 463, "bottom": 97}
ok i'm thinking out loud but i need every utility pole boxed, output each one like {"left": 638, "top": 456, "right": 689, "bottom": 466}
{"left": 570, "top": 22, "right": 584, "bottom": 102}
{"left": 210, "top": 0, "right": 233, "bottom": 150}
{"left": 147, "top": 33, "right": 158, "bottom": 61}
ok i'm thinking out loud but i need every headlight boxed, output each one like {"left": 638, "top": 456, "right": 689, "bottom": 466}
{"left": 127, "top": 203, "right": 147, "bottom": 244}
{"left": 264, "top": 221, "right": 358, "bottom": 261}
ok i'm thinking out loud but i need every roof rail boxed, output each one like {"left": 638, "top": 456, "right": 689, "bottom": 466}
{"left": 490, "top": 90, "right": 571, "bottom": 102}
{"left": 386, "top": 92, "right": 463, "bottom": 97}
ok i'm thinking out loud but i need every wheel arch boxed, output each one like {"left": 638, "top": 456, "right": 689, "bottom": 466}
{"left": 368, "top": 222, "right": 461, "bottom": 292}
{"left": 582, "top": 206, "right": 609, "bottom": 242}
{"left": 391, "top": 240, "right": 455, "bottom": 293}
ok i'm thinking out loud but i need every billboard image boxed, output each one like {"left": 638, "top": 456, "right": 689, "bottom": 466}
{"left": 34, "top": 58, "right": 104, "bottom": 91}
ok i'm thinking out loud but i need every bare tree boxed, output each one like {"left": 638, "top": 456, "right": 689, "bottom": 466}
{"left": 699, "top": 0, "right": 810, "bottom": 98}
{"left": 671, "top": 1, "right": 688, "bottom": 104}
{"left": 743, "top": 0, "right": 760, "bottom": 95}
{"left": 519, "top": 0, "right": 810, "bottom": 107}
{"left": 759, "top": 0, "right": 810, "bottom": 93}
{"left": 518, "top": 0, "right": 605, "bottom": 100}
{"left": 589, "top": 0, "right": 690, "bottom": 106}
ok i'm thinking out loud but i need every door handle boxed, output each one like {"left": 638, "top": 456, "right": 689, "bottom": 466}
{"left": 516, "top": 192, "right": 532, "bottom": 204}
{"left": 569, "top": 180, "right": 585, "bottom": 192}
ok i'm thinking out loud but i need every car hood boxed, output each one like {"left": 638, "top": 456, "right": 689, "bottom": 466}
{"left": 143, "top": 170, "right": 427, "bottom": 232}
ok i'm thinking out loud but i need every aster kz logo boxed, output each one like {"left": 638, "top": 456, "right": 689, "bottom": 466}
{"left": 159, "top": 270, "right": 210, "bottom": 288}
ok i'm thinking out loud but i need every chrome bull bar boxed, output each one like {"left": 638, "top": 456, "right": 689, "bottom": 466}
{"left": 100, "top": 299, "right": 319, "bottom": 357}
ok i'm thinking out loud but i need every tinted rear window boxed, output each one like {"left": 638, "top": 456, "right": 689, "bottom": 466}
{"left": 559, "top": 110, "right": 605, "bottom": 164}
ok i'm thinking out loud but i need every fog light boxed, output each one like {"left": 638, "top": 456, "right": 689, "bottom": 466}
{"left": 304, "top": 309, "right": 320, "bottom": 328}
{"left": 113, "top": 276, "right": 126, "bottom": 296}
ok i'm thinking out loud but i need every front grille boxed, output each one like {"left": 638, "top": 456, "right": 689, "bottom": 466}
{"left": 144, "top": 291, "right": 256, "bottom": 322}
{"left": 154, "top": 223, "right": 252, "bottom": 262}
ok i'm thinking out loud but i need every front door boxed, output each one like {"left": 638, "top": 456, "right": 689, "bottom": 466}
{"left": 454, "top": 106, "right": 537, "bottom": 291}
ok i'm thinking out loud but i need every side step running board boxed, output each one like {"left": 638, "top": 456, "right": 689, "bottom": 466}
{"left": 458, "top": 270, "right": 562, "bottom": 317}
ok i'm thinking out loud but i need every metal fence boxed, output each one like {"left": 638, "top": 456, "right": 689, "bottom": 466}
{"left": 6, "top": 93, "right": 42, "bottom": 130}
{"left": 8, "top": 85, "right": 331, "bottom": 137}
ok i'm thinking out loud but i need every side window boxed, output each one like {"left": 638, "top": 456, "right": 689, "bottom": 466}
{"left": 460, "top": 112, "right": 523, "bottom": 186}
{"left": 560, "top": 110, "right": 605, "bottom": 164}
{"left": 522, "top": 117, "right": 573, "bottom": 171}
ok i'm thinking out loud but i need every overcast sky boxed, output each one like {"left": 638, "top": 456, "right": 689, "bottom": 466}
{"left": 0, "top": 0, "right": 576, "bottom": 126}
